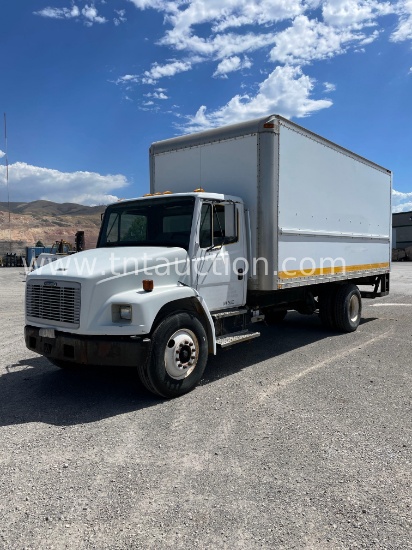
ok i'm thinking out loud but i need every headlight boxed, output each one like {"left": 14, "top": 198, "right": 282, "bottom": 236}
{"left": 120, "top": 305, "right": 132, "bottom": 320}
{"left": 112, "top": 304, "right": 132, "bottom": 322}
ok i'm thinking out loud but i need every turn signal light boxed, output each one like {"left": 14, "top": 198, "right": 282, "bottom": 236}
{"left": 143, "top": 279, "right": 154, "bottom": 292}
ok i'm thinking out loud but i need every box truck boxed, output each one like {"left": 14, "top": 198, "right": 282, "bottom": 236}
{"left": 25, "top": 115, "right": 392, "bottom": 398}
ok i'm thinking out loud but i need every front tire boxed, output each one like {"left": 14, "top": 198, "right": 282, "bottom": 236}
{"left": 137, "top": 312, "right": 208, "bottom": 398}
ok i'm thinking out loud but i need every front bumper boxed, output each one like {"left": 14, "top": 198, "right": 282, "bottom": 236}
{"left": 25, "top": 325, "right": 151, "bottom": 368}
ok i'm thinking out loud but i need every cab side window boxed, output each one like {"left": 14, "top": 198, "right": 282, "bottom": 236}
{"left": 199, "top": 204, "right": 212, "bottom": 248}
{"left": 199, "top": 203, "right": 238, "bottom": 248}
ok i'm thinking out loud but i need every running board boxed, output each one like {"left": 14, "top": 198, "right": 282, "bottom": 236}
{"left": 212, "top": 308, "right": 248, "bottom": 320}
{"left": 216, "top": 330, "right": 260, "bottom": 348}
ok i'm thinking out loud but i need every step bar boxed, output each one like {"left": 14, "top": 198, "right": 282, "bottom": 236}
{"left": 216, "top": 330, "right": 260, "bottom": 348}
{"left": 212, "top": 308, "right": 248, "bottom": 320}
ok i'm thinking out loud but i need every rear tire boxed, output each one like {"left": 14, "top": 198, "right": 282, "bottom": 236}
{"left": 334, "top": 284, "right": 362, "bottom": 332}
{"left": 319, "top": 286, "right": 338, "bottom": 329}
{"left": 137, "top": 312, "right": 208, "bottom": 398}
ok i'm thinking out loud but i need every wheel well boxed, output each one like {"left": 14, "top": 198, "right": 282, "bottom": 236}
{"left": 151, "top": 297, "right": 214, "bottom": 354}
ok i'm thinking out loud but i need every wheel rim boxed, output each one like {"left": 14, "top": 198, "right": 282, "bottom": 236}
{"left": 164, "top": 329, "right": 199, "bottom": 380}
{"left": 349, "top": 294, "right": 360, "bottom": 323}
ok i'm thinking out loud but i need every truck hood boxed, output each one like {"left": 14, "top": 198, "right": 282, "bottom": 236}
{"left": 27, "top": 246, "right": 190, "bottom": 284}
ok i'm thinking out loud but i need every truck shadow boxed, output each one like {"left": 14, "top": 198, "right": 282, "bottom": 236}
{"left": 0, "top": 357, "right": 157, "bottom": 428}
{"left": 1, "top": 313, "right": 378, "bottom": 427}
{"left": 202, "top": 313, "right": 377, "bottom": 385}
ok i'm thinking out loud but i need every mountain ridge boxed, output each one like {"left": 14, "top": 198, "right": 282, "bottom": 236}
{"left": 0, "top": 200, "right": 106, "bottom": 217}
{"left": 0, "top": 200, "right": 108, "bottom": 255}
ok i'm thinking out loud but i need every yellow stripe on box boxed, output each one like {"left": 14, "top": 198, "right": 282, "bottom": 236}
{"left": 278, "top": 262, "right": 390, "bottom": 280}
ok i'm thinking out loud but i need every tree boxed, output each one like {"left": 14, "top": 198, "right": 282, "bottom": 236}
{"left": 123, "top": 216, "right": 147, "bottom": 242}
{"left": 35, "top": 240, "right": 45, "bottom": 247}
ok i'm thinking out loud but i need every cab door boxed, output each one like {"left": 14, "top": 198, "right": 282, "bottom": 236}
{"left": 193, "top": 201, "right": 247, "bottom": 311}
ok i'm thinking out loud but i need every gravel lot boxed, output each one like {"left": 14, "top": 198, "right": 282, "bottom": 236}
{"left": 0, "top": 265, "right": 411, "bottom": 549}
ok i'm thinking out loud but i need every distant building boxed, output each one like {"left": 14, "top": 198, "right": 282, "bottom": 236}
{"left": 392, "top": 211, "right": 412, "bottom": 249}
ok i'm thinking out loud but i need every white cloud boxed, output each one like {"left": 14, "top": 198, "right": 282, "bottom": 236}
{"left": 391, "top": 0, "right": 412, "bottom": 42}
{"left": 116, "top": 74, "right": 139, "bottom": 84}
{"left": 145, "top": 91, "right": 169, "bottom": 99}
{"left": 213, "top": 56, "right": 252, "bottom": 78}
{"left": 82, "top": 4, "right": 107, "bottom": 25}
{"left": 142, "top": 60, "right": 193, "bottom": 84}
{"left": 114, "top": 9, "right": 127, "bottom": 26}
{"left": 178, "top": 65, "right": 332, "bottom": 133}
{"left": 393, "top": 202, "right": 412, "bottom": 213}
{"left": 127, "top": 0, "right": 166, "bottom": 9}
{"left": 34, "top": 5, "right": 80, "bottom": 19}
{"left": 359, "top": 29, "right": 381, "bottom": 44}
{"left": 322, "top": 0, "right": 394, "bottom": 28}
{"left": 0, "top": 163, "right": 129, "bottom": 205}
{"left": 392, "top": 189, "right": 412, "bottom": 212}
{"left": 159, "top": 29, "right": 277, "bottom": 59}
{"left": 270, "top": 15, "right": 370, "bottom": 65}
{"left": 34, "top": 3, "right": 107, "bottom": 25}
{"left": 0, "top": 150, "right": 5, "bottom": 159}
{"left": 164, "top": 0, "right": 305, "bottom": 34}
{"left": 109, "top": 1, "right": 406, "bottom": 134}
{"left": 324, "top": 81, "right": 337, "bottom": 92}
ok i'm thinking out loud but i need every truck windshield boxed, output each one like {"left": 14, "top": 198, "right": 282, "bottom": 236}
{"left": 98, "top": 197, "right": 195, "bottom": 250}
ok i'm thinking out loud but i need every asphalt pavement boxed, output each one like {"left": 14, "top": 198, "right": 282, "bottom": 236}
{"left": 0, "top": 265, "right": 410, "bottom": 549}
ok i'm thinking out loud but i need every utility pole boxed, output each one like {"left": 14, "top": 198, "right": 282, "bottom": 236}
{"left": 4, "top": 113, "right": 11, "bottom": 252}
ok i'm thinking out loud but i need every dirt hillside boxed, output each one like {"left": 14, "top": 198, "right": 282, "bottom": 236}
{"left": 0, "top": 201, "right": 106, "bottom": 256}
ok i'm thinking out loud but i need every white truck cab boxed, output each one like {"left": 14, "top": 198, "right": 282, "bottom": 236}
{"left": 25, "top": 191, "right": 255, "bottom": 397}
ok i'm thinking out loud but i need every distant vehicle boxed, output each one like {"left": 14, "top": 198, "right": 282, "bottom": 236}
{"left": 1, "top": 253, "right": 25, "bottom": 268}
{"left": 25, "top": 115, "right": 392, "bottom": 398}
{"left": 32, "top": 232, "right": 84, "bottom": 270}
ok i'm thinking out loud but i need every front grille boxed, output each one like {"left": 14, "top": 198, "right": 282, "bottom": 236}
{"left": 26, "top": 280, "right": 81, "bottom": 328}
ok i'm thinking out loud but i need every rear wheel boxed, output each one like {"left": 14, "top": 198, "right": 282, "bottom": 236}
{"left": 334, "top": 284, "right": 362, "bottom": 332}
{"left": 137, "top": 312, "right": 208, "bottom": 398}
{"left": 319, "top": 286, "right": 338, "bottom": 329}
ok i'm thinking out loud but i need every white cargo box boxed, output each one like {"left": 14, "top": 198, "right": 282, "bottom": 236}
{"left": 150, "top": 115, "right": 392, "bottom": 292}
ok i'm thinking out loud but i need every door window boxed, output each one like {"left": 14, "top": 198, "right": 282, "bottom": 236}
{"left": 199, "top": 203, "right": 238, "bottom": 248}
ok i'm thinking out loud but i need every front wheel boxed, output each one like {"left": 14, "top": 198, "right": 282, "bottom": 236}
{"left": 137, "top": 312, "right": 208, "bottom": 398}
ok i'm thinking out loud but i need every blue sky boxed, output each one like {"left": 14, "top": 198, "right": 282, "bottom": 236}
{"left": 0, "top": 0, "right": 411, "bottom": 210}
